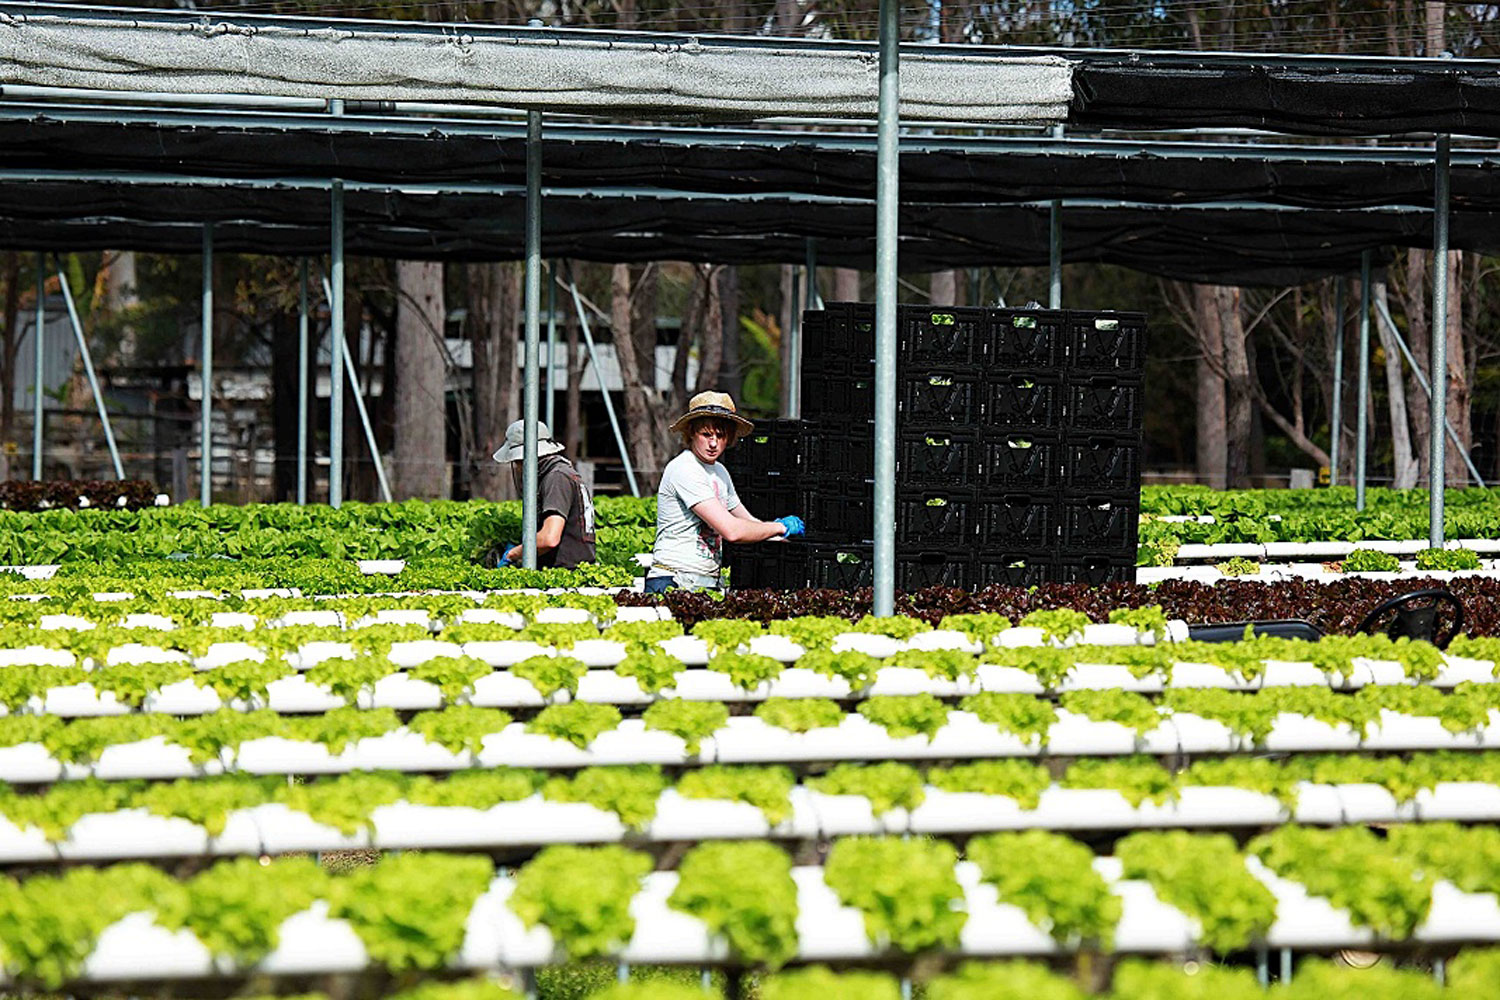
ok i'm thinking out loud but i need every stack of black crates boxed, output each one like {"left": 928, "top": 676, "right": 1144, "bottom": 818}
{"left": 723, "top": 302, "right": 1146, "bottom": 590}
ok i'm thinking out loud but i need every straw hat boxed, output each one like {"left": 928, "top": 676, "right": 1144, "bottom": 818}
{"left": 668, "top": 391, "right": 755, "bottom": 435}
{"left": 492, "top": 419, "right": 566, "bottom": 463}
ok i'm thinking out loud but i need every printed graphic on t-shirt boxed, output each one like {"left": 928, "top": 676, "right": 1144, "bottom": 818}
{"left": 696, "top": 477, "right": 724, "bottom": 560}
{"left": 579, "top": 487, "right": 596, "bottom": 538}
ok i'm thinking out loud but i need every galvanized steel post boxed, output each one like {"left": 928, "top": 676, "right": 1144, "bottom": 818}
{"left": 787, "top": 271, "right": 802, "bottom": 418}
{"left": 329, "top": 97, "right": 346, "bottom": 508}
{"left": 53, "top": 256, "right": 124, "bottom": 480}
{"left": 31, "top": 254, "right": 43, "bottom": 480}
{"left": 1049, "top": 123, "right": 1064, "bottom": 308}
{"left": 1356, "top": 251, "right": 1371, "bottom": 511}
{"left": 522, "top": 110, "right": 544, "bottom": 569}
{"left": 1431, "top": 134, "right": 1451, "bottom": 546}
{"left": 546, "top": 260, "right": 558, "bottom": 430}
{"left": 806, "top": 238, "right": 823, "bottom": 311}
{"left": 1329, "top": 279, "right": 1344, "bottom": 485}
{"left": 872, "top": 0, "right": 901, "bottom": 616}
{"left": 296, "top": 259, "right": 309, "bottom": 505}
{"left": 200, "top": 223, "right": 214, "bottom": 506}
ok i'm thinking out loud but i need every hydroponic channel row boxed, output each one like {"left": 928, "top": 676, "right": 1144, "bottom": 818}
{"left": 7, "top": 827, "right": 1500, "bottom": 986}
{"left": 5, "top": 751, "right": 1499, "bottom": 862}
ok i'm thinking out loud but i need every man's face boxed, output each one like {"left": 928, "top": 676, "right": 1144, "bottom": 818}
{"left": 689, "top": 421, "right": 731, "bottom": 464}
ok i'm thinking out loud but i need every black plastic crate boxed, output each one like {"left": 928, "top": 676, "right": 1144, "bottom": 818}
{"left": 725, "top": 543, "right": 809, "bottom": 590}
{"left": 726, "top": 419, "right": 804, "bottom": 478}
{"left": 807, "top": 543, "right": 874, "bottom": 589}
{"left": 805, "top": 424, "right": 875, "bottom": 478}
{"left": 800, "top": 483, "right": 874, "bottom": 539}
{"left": 1060, "top": 496, "right": 1139, "bottom": 552}
{"left": 1062, "top": 435, "right": 1141, "bottom": 493}
{"left": 899, "top": 371, "right": 980, "bottom": 424}
{"left": 896, "top": 490, "right": 977, "bottom": 546}
{"left": 736, "top": 474, "right": 801, "bottom": 518}
{"left": 981, "top": 432, "right": 1061, "bottom": 489}
{"left": 812, "top": 303, "right": 875, "bottom": 368}
{"left": 984, "top": 373, "right": 1061, "bottom": 429}
{"left": 986, "top": 309, "right": 1065, "bottom": 368}
{"left": 898, "top": 430, "right": 979, "bottom": 484}
{"left": 980, "top": 493, "right": 1060, "bottom": 549}
{"left": 1050, "top": 554, "right": 1136, "bottom": 586}
{"left": 1066, "top": 311, "right": 1147, "bottom": 373}
{"left": 802, "top": 373, "right": 875, "bottom": 424}
{"left": 898, "top": 306, "right": 987, "bottom": 366}
{"left": 1065, "top": 376, "right": 1143, "bottom": 433}
{"left": 897, "top": 551, "right": 974, "bottom": 590}
{"left": 975, "top": 550, "right": 1053, "bottom": 588}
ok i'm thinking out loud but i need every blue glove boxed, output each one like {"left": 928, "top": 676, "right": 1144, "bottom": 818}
{"left": 497, "top": 555, "right": 514, "bottom": 568}
{"left": 775, "top": 515, "right": 806, "bottom": 539}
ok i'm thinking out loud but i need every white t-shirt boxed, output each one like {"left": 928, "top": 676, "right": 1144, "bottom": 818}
{"left": 651, "top": 450, "right": 741, "bottom": 577}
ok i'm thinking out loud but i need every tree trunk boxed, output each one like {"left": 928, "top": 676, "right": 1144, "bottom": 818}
{"left": 469, "top": 261, "right": 520, "bottom": 500}
{"left": 0, "top": 253, "right": 18, "bottom": 465}
{"left": 833, "top": 268, "right": 861, "bottom": 302}
{"left": 1401, "top": 249, "right": 1432, "bottom": 482}
{"left": 393, "top": 260, "right": 448, "bottom": 499}
{"left": 1217, "top": 286, "right": 1254, "bottom": 488}
{"left": 718, "top": 266, "right": 742, "bottom": 397}
{"left": 611, "top": 263, "right": 664, "bottom": 489}
{"left": 564, "top": 295, "right": 583, "bottom": 456}
{"left": 694, "top": 265, "right": 724, "bottom": 394}
{"left": 930, "top": 270, "right": 959, "bottom": 307}
{"left": 1373, "top": 279, "right": 1419, "bottom": 488}
{"left": 1443, "top": 250, "right": 1472, "bottom": 484}
{"left": 1192, "top": 283, "right": 1228, "bottom": 488}
{"left": 1425, "top": 0, "right": 1444, "bottom": 55}
{"left": 271, "top": 310, "right": 301, "bottom": 501}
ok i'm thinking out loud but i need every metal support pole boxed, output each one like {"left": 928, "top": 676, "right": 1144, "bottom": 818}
{"left": 1256, "top": 947, "right": 1269, "bottom": 986}
{"left": 1049, "top": 124, "right": 1064, "bottom": 309}
{"left": 320, "top": 276, "right": 393, "bottom": 503}
{"left": 296, "top": 259, "right": 309, "bottom": 505}
{"left": 805, "top": 238, "right": 823, "bottom": 311}
{"left": 1431, "top": 134, "right": 1451, "bottom": 547}
{"left": 329, "top": 176, "right": 346, "bottom": 507}
{"left": 31, "top": 254, "right": 44, "bottom": 480}
{"left": 1356, "top": 251, "right": 1371, "bottom": 511}
{"left": 615, "top": 962, "right": 629, "bottom": 984}
{"left": 566, "top": 274, "right": 641, "bottom": 497}
{"left": 786, "top": 271, "right": 802, "bottom": 418}
{"left": 200, "top": 224, "right": 213, "bottom": 506}
{"left": 1329, "top": 279, "right": 1345, "bottom": 485}
{"left": 1372, "top": 296, "right": 1485, "bottom": 487}
{"left": 872, "top": 0, "right": 901, "bottom": 617}
{"left": 1280, "top": 948, "right": 1292, "bottom": 982}
{"left": 522, "top": 110, "right": 544, "bottom": 569}
{"left": 546, "top": 260, "right": 558, "bottom": 430}
{"left": 53, "top": 256, "right": 124, "bottom": 480}
{"left": 329, "top": 97, "right": 347, "bottom": 507}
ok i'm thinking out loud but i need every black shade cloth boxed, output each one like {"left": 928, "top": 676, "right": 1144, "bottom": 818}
{"left": 0, "top": 180, "right": 1472, "bottom": 285}
{"left": 0, "top": 116, "right": 1493, "bottom": 209}
{"left": 1070, "top": 54, "right": 1500, "bottom": 137}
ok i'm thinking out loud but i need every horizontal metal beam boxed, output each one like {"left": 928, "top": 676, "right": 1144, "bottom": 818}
{"left": 0, "top": 167, "right": 1455, "bottom": 214}
{"left": 6, "top": 98, "right": 1500, "bottom": 168}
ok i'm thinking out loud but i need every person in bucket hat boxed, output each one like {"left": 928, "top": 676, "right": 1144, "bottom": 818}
{"left": 490, "top": 419, "right": 596, "bottom": 570}
{"left": 646, "top": 391, "right": 804, "bottom": 593}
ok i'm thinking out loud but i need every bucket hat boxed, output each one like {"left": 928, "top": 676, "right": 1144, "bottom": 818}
{"left": 492, "top": 419, "right": 566, "bottom": 463}
{"left": 668, "top": 391, "right": 755, "bottom": 435}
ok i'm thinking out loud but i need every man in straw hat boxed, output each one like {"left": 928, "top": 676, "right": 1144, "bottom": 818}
{"left": 646, "top": 390, "right": 804, "bottom": 592}
{"left": 490, "top": 419, "right": 597, "bottom": 570}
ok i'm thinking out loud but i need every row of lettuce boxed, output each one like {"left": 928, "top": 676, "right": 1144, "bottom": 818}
{"left": 9, "top": 751, "right": 1498, "bottom": 839}
{"left": 5, "top": 681, "right": 1499, "bottom": 764}
{"left": 1, "top": 826, "right": 1495, "bottom": 983}
{"left": 6, "top": 487, "right": 1500, "bottom": 570}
